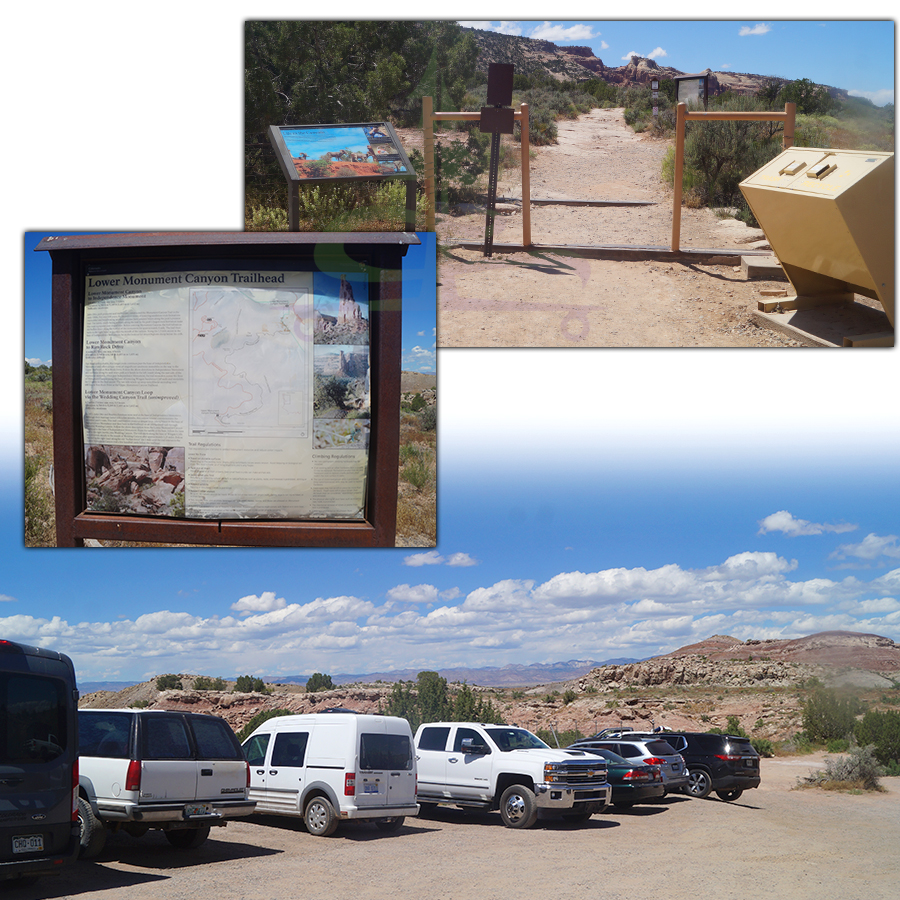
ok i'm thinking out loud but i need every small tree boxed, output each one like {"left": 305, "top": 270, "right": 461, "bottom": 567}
{"left": 802, "top": 689, "right": 862, "bottom": 742}
{"left": 306, "top": 672, "right": 334, "bottom": 693}
{"left": 193, "top": 675, "right": 226, "bottom": 691}
{"left": 156, "top": 674, "right": 183, "bottom": 691}
{"left": 234, "top": 675, "right": 269, "bottom": 694}
{"left": 855, "top": 709, "right": 900, "bottom": 766}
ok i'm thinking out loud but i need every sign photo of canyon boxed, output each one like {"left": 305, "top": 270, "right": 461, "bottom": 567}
{"left": 282, "top": 124, "right": 409, "bottom": 179}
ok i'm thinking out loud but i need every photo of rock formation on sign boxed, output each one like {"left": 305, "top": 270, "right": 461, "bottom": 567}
{"left": 282, "top": 124, "right": 406, "bottom": 179}
{"left": 314, "top": 272, "right": 369, "bottom": 345}
{"left": 84, "top": 444, "right": 185, "bottom": 517}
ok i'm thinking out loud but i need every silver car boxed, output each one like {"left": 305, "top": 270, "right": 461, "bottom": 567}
{"left": 569, "top": 737, "right": 689, "bottom": 794}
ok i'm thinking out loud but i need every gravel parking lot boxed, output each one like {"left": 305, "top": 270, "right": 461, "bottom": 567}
{"left": 22, "top": 754, "right": 900, "bottom": 900}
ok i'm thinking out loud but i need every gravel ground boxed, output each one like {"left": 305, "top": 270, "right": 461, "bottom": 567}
{"left": 28, "top": 754, "right": 900, "bottom": 900}
{"left": 436, "top": 107, "right": 805, "bottom": 348}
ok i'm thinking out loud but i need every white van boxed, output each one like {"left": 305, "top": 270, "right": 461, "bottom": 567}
{"left": 241, "top": 712, "right": 418, "bottom": 836}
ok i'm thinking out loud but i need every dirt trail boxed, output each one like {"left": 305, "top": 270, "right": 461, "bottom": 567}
{"left": 437, "top": 107, "right": 799, "bottom": 348}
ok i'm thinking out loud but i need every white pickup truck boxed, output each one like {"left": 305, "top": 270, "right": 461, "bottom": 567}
{"left": 414, "top": 722, "right": 610, "bottom": 828}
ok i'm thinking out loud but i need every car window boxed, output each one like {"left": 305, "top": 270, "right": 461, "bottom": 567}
{"left": 2, "top": 674, "right": 68, "bottom": 763}
{"left": 191, "top": 716, "right": 243, "bottom": 760}
{"left": 485, "top": 728, "right": 549, "bottom": 751}
{"left": 667, "top": 736, "right": 687, "bottom": 752}
{"left": 243, "top": 733, "right": 270, "bottom": 766}
{"left": 79, "top": 711, "right": 132, "bottom": 758}
{"left": 142, "top": 716, "right": 192, "bottom": 760}
{"left": 454, "top": 727, "right": 490, "bottom": 753}
{"left": 360, "top": 733, "right": 413, "bottom": 770}
{"left": 646, "top": 740, "right": 677, "bottom": 755}
{"left": 617, "top": 743, "right": 640, "bottom": 756}
{"left": 418, "top": 726, "right": 450, "bottom": 751}
{"left": 271, "top": 732, "right": 309, "bottom": 767}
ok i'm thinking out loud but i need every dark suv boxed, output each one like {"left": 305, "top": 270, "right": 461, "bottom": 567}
{"left": 633, "top": 731, "right": 760, "bottom": 800}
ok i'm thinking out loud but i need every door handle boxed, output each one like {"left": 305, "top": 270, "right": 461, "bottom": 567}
{"left": 448, "top": 757, "right": 458, "bottom": 763}
{"left": 201, "top": 769, "right": 213, "bottom": 776}
{"left": 269, "top": 770, "right": 278, "bottom": 775}
{"left": 255, "top": 769, "right": 264, "bottom": 775}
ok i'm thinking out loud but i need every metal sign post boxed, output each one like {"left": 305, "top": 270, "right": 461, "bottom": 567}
{"left": 480, "top": 64, "right": 515, "bottom": 258}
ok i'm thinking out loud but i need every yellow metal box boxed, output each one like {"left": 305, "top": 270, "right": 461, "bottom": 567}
{"left": 740, "top": 148, "right": 894, "bottom": 329}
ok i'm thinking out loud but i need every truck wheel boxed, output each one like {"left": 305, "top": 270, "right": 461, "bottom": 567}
{"left": 165, "top": 825, "right": 210, "bottom": 849}
{"left": 499, "top": 784, "right": 538, "bottom": 829}
{"left": 375, "top": 817, "right": 404, "bottom": 832}
{"left": 77, "top": 796, "right": 107, "bottom": 859}
{"left": 304, "top": 796, "right": 338, "bottom": 837}
{"left": 716, "top": 788, "right": 744, "bottom": 802}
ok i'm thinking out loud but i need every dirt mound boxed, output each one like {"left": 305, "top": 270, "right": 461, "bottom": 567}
{"left": 661, "top": 630, "right": 900, "bottom": 672}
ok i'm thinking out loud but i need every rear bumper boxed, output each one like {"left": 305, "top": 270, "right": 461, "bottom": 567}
{"left": 716, "top": 773, "right": 761, "bottom": 791}
{"left": 98, "top": 798, "right": 256, "bottom": 823}
{"left": 0, "top": 829, "right": 79, "bottom": 880}
{"left": 662, "top": 774, "right": 690, "bottom": 793}
{"left": 339, "top": 803, "right": 419, "bottom": 820}
{"left": 611, "top": 782, "right": 666, "bottom": 804}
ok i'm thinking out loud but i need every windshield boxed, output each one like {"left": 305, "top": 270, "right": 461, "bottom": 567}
{"left": 485, "top": 728, "right": 550, "bottom": 752}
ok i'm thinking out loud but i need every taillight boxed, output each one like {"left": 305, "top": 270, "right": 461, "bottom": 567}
{"left": 622, "top": 769, "right": 649, "bottom": 782}
{"left": 715, "top": 754, "right": 741, "bottom": 761}
{"left": 72, "top": 760, "right": 79, "bottom": 821}
{"left": 643, "top": 757, "right": 666, "bottom": 766}
{"left": 246, "top": 761, "right": 251, "bottom": 788}
{"left": 126, "top": 760, "right": 142, "bottom": 792}
{"left": 344, "top": 773, "right": 356, "bottom": 796}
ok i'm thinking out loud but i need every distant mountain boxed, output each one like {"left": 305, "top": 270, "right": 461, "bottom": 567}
{"left": 267, "top": 658, "right": 642, "bottom": 688}
{"left": 463, "top": 26, "right": 851, "bottom": 103}
{"left": 79, "top": 681, "right": 140, "bottom": 695}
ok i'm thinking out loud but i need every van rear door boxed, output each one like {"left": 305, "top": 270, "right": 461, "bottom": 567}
{"left": 356, "top": 721, "right": 415, "bottom": 810}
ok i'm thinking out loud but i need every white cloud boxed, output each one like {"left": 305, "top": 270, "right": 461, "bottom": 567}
{"left": 446, "top": 552, "right": 478, "bottom": 567}
{"left": 1, "top": 594, "right": 16, "bottom": 603}
{"left": 646, "top": 47, "right": 667, "bottom": 60}
{"left": 26, "top": 358, "right": 50, "bottom": 367}
{"left": 739, "top": 24, "right": 771, "bottom": 36}
{"left": 403, "top": 550, "right": 443, "bottom": 567}
{"left": 848, "top": 88, "right": 894, "bottom": 107}
{"left": 460, "top": 21, "right": 523, "bottom": 37}
{"left": 831, "top": 533, "right": 900, "bottom": 561}
{"left": 231, "top": 591, "right": 287, "bottom": 615}
{"left": 403, "top": 550, "right": 476, "bottom": 568}
{"left": 758, "top": 510, "right": 857, "bottom": 537}
{"left": 599, "top": 41, "right": 609, "bottom": 51}
{"left": 720, "top": 64, "right": 732, "bottom": 70}
{"left": 528, "top": 22, "right": 596, "bottom": 43}
{"left": 623, "top": 51, "right": 642, "bottom": 61}
{"left": 385, "top": 583, "right": 440, "bottom": 604}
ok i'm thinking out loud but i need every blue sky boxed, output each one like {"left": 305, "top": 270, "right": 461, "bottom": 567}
{"left": 5, "top": 4, "right": 899, "bottom": 685}
{"left": 462, "top": 20, "right": 894, "bottom": 106}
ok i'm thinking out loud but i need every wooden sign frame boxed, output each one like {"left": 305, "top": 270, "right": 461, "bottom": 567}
{"left": 37, "top": 232, "right": 418, "bottom": 548}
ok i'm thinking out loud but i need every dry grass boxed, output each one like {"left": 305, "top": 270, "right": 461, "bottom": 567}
{"left": 395, "top": 414, "right": 437, "bottom": 547}
{"left": 24, "top": 380, "right": 56, "bottom": 546}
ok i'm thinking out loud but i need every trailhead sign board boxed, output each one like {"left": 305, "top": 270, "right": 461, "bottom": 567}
{"left": 38, "top": 232, "right": 418, "bottom": 547}
{"left": 268, "top": 123, "right": 418, "bottom": 232}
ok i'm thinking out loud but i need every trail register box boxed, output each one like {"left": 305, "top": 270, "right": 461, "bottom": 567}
{"left": 37, "top": 232, "right": 420, "bottom": 547}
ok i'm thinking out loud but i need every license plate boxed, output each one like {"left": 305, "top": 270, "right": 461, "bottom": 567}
{"left": 744, "top": 758, "right": 757, "bottom": 768}
{"left": 363, "top": 783, "right": 380, "bottom": 794}
{"left": 184, "top": 803, "right": 213, "bottom": 818}
{"left": 13, "top": 834, "right": 44, "bottom": 854}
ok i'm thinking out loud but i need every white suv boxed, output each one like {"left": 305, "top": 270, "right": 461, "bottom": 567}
{"left": 77, "top": 709, "right": 254, "bottom": 857}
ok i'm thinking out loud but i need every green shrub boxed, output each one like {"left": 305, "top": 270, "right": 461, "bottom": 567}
{"left": 156, "top": 674, "right": 183, "bottom": 691}
{"left": 827, "top": 738, "right": 851, "bottom": 754}
{"left": 802, "top": 689, "right": 863, "bottom": 742}
{"left": 751, "top": 737, "right": 775, "bottom": 758}
{"left": 306, "top": 672, "right": 334, "bottom": 693}
{"left": 563, "top": 689, "right": 577, "bottom": 705}
{"left": 418, "top": 405, "right": 436, "bottom": 432}
{"left": 855, "top": 709, "right": 900, "bottom": 766}
{"left": 799, "top": 745, "right": 884, "bottom": 791}
{"left": 193, "top": 676, "right": 226, "bottom": 691}
{"left": 24, "top": 455, "right": 52, "bottom": 546}
{"left": 234, "top": 675, "right": 269, "bottom": 694}
{"left": 400, "top": 453, "right": 432, "bottom": 492}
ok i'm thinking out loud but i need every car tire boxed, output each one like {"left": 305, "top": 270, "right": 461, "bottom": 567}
{"left": 499, "top": 784, "right": 538, "bottom": 829}
{"left": 77, "top": 796, "right": 107, "bottom": 859}
{"left": 165, "top": 825, "right": 210, "bottom": 849}
{"left": 716, "top": 788, "right": 744, "bottom": 802}
{"left": 304, "top": 796, "right": 338, "bottom": 837}
{"left": 687, "top": 769, "right": 713, "bottom": 799}
{"left": 375, "top": 817, "right": 404, "bottom": 832}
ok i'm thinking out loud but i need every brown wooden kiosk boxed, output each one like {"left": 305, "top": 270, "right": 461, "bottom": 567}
{"left": 37, "top": 232, "right": 418, "bottom": 547}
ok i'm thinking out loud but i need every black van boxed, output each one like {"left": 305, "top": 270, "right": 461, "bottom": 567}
{"left": 0, "top": 640, "right": 80, "bottom": 885}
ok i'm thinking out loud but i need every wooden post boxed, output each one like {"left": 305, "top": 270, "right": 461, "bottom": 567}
{"left": 423, "top": 96, "right": 435, "bottom": 231}
{"left": 783, "top": 101, "right": 796, "bottom": 149}
{"left": 672, "top": 102, "right": 686, "bottom": 252}
{"left": 520, "top": 103, "right": 531, "bottom": 247}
